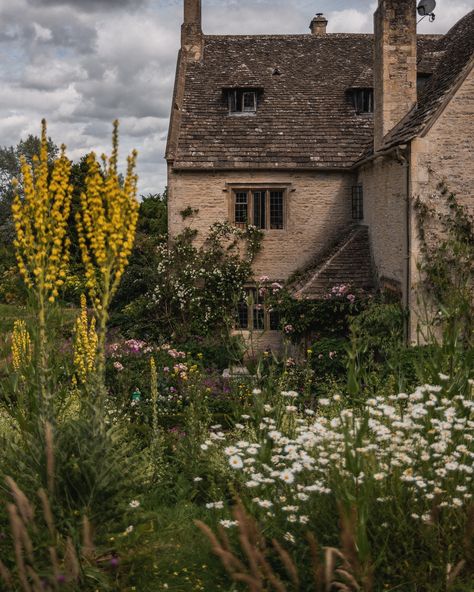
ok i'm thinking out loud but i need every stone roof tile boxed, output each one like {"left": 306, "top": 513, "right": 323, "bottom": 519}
{"left": 173, "top": 33, "right": 441, "bottom": 170}
{"left": 290, "top": 226, "right": 375, "bottom": 300}
{"left": 381, "top": 10, "right": 474, "bottom": 150}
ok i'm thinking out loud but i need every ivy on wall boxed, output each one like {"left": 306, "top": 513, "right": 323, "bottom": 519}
{"left": 413, "top": 181, "right": 473, "bottom": 328}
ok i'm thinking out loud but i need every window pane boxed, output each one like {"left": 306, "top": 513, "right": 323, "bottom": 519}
{"left": 236, "top": 300, "right": 249, "bottom": 329}
{"left": 228, "top": 90, "right": 239, "bottom": 112}
{"left": 352, "top": 89, "right": 373, "bottom": 113}
{"left": 253, "top": 191, "right": 266, "bottom": 229}
{"left": 242, "top": 92, "right": 256, "bottom": 112}
{"left": 235, "top": 192, "right": 248, "bottom": 225}
{"left": 253, "top": 305, "right": 265, "bottom": 330}
{"left": 270, "top": 191, "right": 284, "bottom": 229}
{"left": 269, "top": 310, "right": 280, "bottom": 331}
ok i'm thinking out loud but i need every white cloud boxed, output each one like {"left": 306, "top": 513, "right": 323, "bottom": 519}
{"left": 33, "top": 22, "right": 53, "bottom": 42}
{"left": 328, "top": 9, "right": 373, "bottom": 33}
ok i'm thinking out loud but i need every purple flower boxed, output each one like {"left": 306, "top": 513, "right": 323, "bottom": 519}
{"left": 110, "top": 557, "right": 120, "bottom": 569}
{"left": 56, "top": 575, "right": 66, "bottom": 584}
{"left": 114, "top": 361, "right": 124, "bottom": 372}
{"left": 125, "top": 339, "right": 147, "bottom": 354}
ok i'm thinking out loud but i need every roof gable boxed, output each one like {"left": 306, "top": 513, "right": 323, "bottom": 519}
{"left": 381, "top": 10, "right": 474, "bottom": 150}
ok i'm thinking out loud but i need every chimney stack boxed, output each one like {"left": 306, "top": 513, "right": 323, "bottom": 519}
{"left": 310, "top": 13, "right": 328, "bottom": 35}
{"left": 182, "top": 0, "right": 203, "bottom": 61}
{"left": 374, "top": 0, "right": 417, "bottom": 151}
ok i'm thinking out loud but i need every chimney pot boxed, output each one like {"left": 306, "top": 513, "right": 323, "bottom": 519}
{"left": 310, "top": 13, "right": 328, "bottom": 35}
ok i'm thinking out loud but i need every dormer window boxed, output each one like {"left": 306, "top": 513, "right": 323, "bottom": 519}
{"left": 227, "top": 88, "right": 258, "bottom": 114}
{"left": 349, "top": 88, "right": 374, "bottom": 114}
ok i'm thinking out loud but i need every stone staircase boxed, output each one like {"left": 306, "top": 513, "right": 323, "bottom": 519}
{"left": 292, "top": 225, "right": 375, "bottom": 300}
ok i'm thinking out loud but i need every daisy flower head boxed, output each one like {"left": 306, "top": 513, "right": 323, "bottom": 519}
{"left": 279, "top": 470, "right": 295, "bottom": 484}
{"left": 229, "top": 455, "right": 244, "bottom": 469}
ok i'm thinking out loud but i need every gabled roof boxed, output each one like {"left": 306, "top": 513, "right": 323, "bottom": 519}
{"left": 381, "top": 10, "right": 474, "bottom": 150}
{"left": 171, "top": 34, "right": 441, "bottom": 170}
{"left": 291, "top": 226, "right": 375, "bottom": 300}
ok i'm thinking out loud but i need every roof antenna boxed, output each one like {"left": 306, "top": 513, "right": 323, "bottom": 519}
{"left": 417, "top": 0, "right": 436, "bottom": 24}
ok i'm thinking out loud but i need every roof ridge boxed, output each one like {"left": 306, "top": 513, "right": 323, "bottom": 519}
{"left": 204, "top": 33, "right": 444, "bottom": 40}
{"left": 205, "top": 33, "right": 374, "bottom": 39}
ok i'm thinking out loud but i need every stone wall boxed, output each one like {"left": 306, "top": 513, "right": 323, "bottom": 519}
{"left": 357, "top": 155, "right": 408, "bottom": 296}
{"left": 411, "top": 65, "right": 474, "bottom": 211}
{"left": 374, "top": 0, "right": 417, "bottom": 151}
{"left": 168, "top": 168, "right": 356, "bottom": 280}
{"left": 408, "top": 65, "right": 474, "bottom": 340}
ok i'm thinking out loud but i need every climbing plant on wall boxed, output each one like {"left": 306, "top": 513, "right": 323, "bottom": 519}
{"left": 413, "top": 180, "right": 473, "bottom": 344}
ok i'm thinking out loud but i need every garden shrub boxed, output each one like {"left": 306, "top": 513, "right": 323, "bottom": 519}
{"left": 350, "top": 301, "right": 405, "bottom": 361}
{"left": 309, "top": 336, "right": 348, "bottom": 382}
{"left": 111, "top": 222, "right": 263, "bottom": 349}
{"left": 269, "top": 286, "right": 368, "bottom": 342}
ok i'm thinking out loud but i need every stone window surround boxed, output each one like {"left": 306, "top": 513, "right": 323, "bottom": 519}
{"left": 225, "top": 183, "right": 291, "bottom": 232}
{"left": 236, "top": 286, "right": 280, "bottom": 333}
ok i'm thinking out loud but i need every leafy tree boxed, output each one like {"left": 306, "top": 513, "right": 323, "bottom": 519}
{"left": 111, "top": 191, "right": 168, "bottom": 318}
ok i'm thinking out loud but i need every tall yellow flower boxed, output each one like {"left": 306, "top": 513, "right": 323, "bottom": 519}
{"left": 76, "top": 121, "right": 139, "bottom": 380}
{"left": 73, "top": 294, "right": 98, "bottom": 385}
{"left": 12, "top": 120, "right": 72, "bottom": 304}
{"left": 11, "top": 320, "right": 33, "bottom": 374}
{"left": 11, "top": 120, "right": 72, "bottom": 402}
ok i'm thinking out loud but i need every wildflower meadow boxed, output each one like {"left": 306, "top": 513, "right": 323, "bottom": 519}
{"left": 0, "top": 122, "right": 473, "bottom": 591}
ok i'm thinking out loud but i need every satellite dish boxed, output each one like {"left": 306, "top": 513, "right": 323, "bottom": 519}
{"left": 417, "top": 0, "right": 436, "bottom": 16}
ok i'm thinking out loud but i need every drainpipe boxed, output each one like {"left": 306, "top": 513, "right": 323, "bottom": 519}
{"left": 395, "top": 145, "right": 411, "bottom": 344}
{"left": 405, "top": 145, "right": 412, "bottom": 345}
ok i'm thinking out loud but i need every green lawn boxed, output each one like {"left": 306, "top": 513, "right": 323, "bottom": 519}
{"left": 0, "top": 303, "right": 78, "bottom": 334}
{"left": 0, "top": 304, "right": 78, "bottom": 371}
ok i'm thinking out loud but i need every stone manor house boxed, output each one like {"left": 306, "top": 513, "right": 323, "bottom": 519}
{"left": 166, "top": 0, "right": 474, "bottom": 348}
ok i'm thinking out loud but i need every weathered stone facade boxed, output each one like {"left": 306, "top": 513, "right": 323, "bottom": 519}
{"left": 411, "top": 66, "right": 474, "bottom": 212}
{"left": 374, "top": 0, "right": 417, "bottom": 151}
{"left": 166, "top": 0, "right": 474, "bottom": 348}
{"left": 168, "top": 169, "right": 356, "bottom": 280}
{"left": 358, "top": 61, "right": 474, "bottom": 342}
{"left": 357, "top": 156, "right": 408, "bottom": 294}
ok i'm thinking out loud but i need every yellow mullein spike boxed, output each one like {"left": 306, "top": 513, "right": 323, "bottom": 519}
{"left": 12, "top": 120, "right": 72, "bottom": 305}
{"left": 73, "top": 294, "right": 98, "bottom": 384}
{"left": 76, "top": 122, "right": 139, "bottom": 305}
{"left": 75, "top": 121, "right": 139, "bottom": 381}
{"left": 11, "top": 320, "right": 33, "bottom": 374}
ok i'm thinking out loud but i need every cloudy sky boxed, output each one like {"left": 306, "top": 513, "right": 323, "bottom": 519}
{"left": 0, "top": 0, "right": 471, "bottom": 195}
